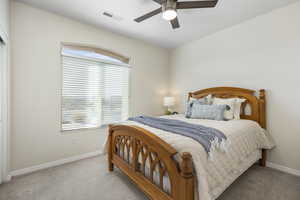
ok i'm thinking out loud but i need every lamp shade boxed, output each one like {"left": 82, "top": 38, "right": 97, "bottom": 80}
{"left": 163, "top": 97, "right": 175, "bottom": 107}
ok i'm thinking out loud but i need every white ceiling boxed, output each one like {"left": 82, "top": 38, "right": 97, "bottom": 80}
{"left": 16, "top": 0, "right": 300, "bottom": 48}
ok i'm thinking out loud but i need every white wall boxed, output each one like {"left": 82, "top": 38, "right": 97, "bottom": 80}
{"left": 10, "top": 1, "right": 169, "bottom": 170}
{"left": 0, "top": 0, "right": 9, "bottom": 38}
{"left": 170, "top": 2, "right": 300, "bottom": 171}
{"left": 10, "top": 0, "right": 300, "bottom": 173}
{"left": 0, "top": 0, "right": 10, "bottom": 182}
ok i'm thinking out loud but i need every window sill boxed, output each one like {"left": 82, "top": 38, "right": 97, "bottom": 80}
{"left": 61, "top": 124, "right": 109, "bottom": 133}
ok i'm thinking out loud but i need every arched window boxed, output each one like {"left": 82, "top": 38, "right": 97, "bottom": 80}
{"left": 61, "top": 44, "right": 130, "bottom": 131}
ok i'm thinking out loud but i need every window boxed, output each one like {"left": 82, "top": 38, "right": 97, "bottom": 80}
{"left": 61, "top": 45, "right": 130, "bottom": 131}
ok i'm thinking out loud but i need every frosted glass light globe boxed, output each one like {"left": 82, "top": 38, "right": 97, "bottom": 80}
{"left": 162, "top": 9, "right": 177, "bottom": 21}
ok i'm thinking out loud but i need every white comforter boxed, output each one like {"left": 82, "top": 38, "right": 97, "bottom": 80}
{"left": 114, "top": 114, "right": 275, "bottom": 200}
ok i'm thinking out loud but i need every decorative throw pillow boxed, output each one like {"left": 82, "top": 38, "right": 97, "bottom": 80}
{"left": 213, "top": 98, "right": 236, "bottom": 120}
{"left": 190, "top": 104, "right": 227, "bottom": 121}
{"left": 185, "top": 94, "right": 212, "bottom": 118}
{"left": 233, "top": 98, "right": 246, "bottom": 120}
{"left": 190, "top": 94, "right": 213, "bottom": 105}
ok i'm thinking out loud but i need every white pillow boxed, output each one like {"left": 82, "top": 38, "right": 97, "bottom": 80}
{"left": 213, "top": 98, "right": 236, "bottom": 120}
{"left": 233, "top": 98, "right": 246, "bottom": 120}
{"left": 189, "top": 94, "right": 213, "bottom": 104}
{"left": 206, "top": 94, "right": 213, "bottom": 105}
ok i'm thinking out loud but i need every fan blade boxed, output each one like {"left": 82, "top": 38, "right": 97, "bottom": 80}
{"left": 170, "top": 17, "right": 180, "bottom": 29}
{"left": 152, "top": 0, "right": 163, "bottom": 4}
{"left": 134, "top": 8, "right": 162, "bottom": 22}
{"left": 177, "top": 0, "right": 218, "bottom": 9}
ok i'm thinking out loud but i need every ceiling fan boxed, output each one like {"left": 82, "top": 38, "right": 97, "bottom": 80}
{"left": 134, "top": 0, "right": 219, "bottom": 29}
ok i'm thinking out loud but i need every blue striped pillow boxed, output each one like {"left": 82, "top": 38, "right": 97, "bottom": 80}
{"left": 185, "top": 95, "right": 212, "bottom": 118}
{"left": 190, "top": 104, "right": 227, "bottom": 121}
{"left": 185, "top": 98, "right": 207, "bottom": 118}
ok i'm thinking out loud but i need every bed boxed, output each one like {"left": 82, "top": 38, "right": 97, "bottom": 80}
{"left": 107, "top": 87, "right": 274, "bottom": 200}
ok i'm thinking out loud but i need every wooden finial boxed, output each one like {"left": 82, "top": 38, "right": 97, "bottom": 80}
{"left": 180, "top": 152, "right": 193, "bottom": 178}
{"left": 259, "top": 89, "right": 265, "bottom": 100}
{"left": 188, "top": 92, "right": 193, "bottom": 101}
{"left": 108, "top": 124, "right": 114, "bottom": 134}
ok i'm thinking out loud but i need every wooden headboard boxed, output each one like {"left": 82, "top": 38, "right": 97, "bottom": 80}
{"left": 188, "top": 87, "right": 266, "bottom": 128}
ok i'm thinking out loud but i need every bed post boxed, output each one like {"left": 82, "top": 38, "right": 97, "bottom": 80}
{"left": 108, "top": 125, "right": 114, "bottom": 171}
{"left": 188, "top": 92, "right": 193, "bottom": 101}
{"left": 259, "top": 89, "right": 267, "bottom": 167}
{"left": 180, "top": 153, "right": 194, "bottom": 200}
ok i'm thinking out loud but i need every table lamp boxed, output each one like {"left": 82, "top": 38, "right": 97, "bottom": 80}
{"left": 163, "top": 97, "right": 175, "bottom": 115}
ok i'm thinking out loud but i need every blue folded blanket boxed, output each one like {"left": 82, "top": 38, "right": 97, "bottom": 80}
{"left": 128, "top": 116, "right": 227, "bottom": 155}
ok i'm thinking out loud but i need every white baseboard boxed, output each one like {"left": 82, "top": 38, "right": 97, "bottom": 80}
{"left": 4, "top": 174, "right": 12, "bottom": 182}
{"left": 10, "top": 151, "right": 103, "bottom": 177}
{"left": 267, "top": 162, "right": 300, "bottom": 177}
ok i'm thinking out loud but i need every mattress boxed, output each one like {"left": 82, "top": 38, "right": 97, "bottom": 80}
{"left": 117, "top": 114, "right": 275, "bottom": 200}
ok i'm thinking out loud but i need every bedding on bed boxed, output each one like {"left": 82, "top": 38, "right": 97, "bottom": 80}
{"left": 128, "top": 115, "right": 228, "bottom": 156}
{"left": 115, "top": 114, "right": 275, "bottom": 200}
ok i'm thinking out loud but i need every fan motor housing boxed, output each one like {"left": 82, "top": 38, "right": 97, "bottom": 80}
{"left": 162, "top": 0, "right": 177, "bottom": 12}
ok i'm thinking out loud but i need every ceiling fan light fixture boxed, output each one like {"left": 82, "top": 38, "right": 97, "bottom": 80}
{"left": 162, "top": 9, "right": 177, "bottom": 21}
{"left": 134, "top": 0, "right": 219, "bottom": 29}
{"left": 162, "top": 0, "right": 177, "bottom": 21}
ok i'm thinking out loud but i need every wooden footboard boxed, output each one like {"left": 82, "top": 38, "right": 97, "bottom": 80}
{"left": 108, "top": 125, "right": 194, "bottom": 200}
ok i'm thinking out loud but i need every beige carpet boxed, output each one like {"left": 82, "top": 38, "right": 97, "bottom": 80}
{"left": 1, "top": 156, "right": 299, "bottom": 200}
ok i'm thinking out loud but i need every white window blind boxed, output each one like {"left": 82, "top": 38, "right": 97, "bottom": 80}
{"left": 61, "top": 46, "right": 130, "bottom": 131}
